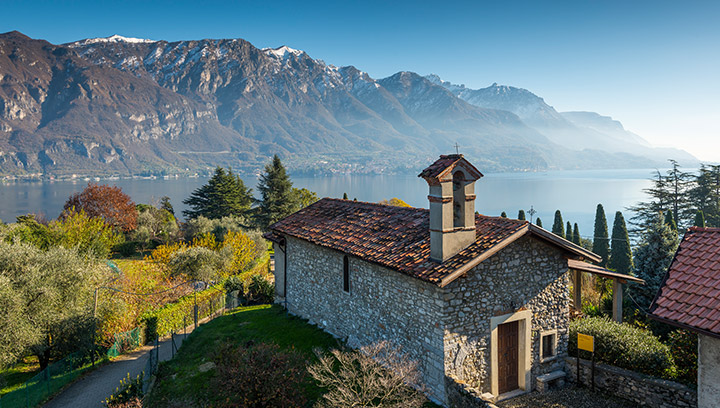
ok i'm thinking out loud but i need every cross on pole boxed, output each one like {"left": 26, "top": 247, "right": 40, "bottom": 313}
{"left": 528, "top": 206, "right": 537, "bottom": 223}
{"left": 453, "top": 142, "right": 460, "bottom": 155}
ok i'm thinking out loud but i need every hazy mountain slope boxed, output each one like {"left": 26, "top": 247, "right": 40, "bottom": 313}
{"left": 428, "top": 74, "right": 697, "bottom": 164}
{"left": 0, "top": 31, "right": 698, "bottom": 177}
{"left": 0, "top": 31, "right": 260, "bottom": 176}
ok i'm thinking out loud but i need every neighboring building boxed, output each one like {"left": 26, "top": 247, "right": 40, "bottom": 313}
{"left": 649, "top": 227, "right": 720, "bottom": 408}
{"left": 266, "top": 154, "right": 601, "bottom": 405}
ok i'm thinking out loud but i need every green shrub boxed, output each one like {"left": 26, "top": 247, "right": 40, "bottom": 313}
{"left": 569, "top": 317, "right": 674, "bottom": 378}
{"left": 581, "top": 300, "right": 603, "bottom": 318}
{"left": 141, "top": 287, "right": 224, "bottom": 341}
{"left": 665, "top": 329, "right": 697, "bottom": 385}
{"left": 114, "top": 241, "right": 138, "bottom": 257}
{"left": 211, "top": 342, "right": 307, "bottom": 407}
{"left": 224, "top": 275, "right": 244, "bottom": 293}
{"left": 247, "top": 274, "right": 274, "bottom": 304}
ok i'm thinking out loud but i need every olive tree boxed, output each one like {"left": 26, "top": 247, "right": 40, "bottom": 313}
{"left": 0, "top": 242, "right": 109, "bottom": 369}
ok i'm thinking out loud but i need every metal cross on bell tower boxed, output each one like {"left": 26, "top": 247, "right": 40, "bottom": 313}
{"left": 528, "top": 205, "right": 537, "bottom": 223}
{"left": 453, "top": 142, "right": 460, "bottom": 155}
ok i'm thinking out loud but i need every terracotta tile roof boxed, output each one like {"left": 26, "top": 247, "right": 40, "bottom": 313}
{"left": 418, "top": 154, "right": 483, "bottom": 182}
{"left": 649, "top": 227, "right": 720, "bottom": 338}
{"left": 268, "top": 198, "right": 595, "bottom": 285}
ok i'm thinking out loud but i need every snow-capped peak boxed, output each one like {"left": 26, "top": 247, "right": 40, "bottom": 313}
{"left": 262, "top": 45, "right": 305, "bottom": 59}
{"left": 70, "top": 35, "right": 157, "bottom": 47}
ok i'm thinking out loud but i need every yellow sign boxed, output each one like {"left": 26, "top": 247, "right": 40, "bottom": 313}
{"left": 578, "top": 333, "right": 594, "bottom": 352}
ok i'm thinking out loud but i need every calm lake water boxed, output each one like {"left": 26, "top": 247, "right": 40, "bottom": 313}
{"left": 0, "top": 169, "right": 657, "bottom": 240}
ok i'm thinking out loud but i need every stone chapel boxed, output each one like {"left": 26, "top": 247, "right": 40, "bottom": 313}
{"left": 265, "top": 154, "right": 604, "bottom": 406}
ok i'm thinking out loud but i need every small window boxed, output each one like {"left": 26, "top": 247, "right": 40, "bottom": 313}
{"left": 343, "top": 255, "right": 350, "bottom": 293}
{"left": 541, "top": 331, "right": 557, "bottom": 361}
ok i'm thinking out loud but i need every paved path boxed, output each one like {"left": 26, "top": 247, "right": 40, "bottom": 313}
{"left": 43, "top": 319, "right": 207, "bottom": 408}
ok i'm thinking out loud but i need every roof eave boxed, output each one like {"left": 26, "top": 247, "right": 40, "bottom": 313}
{"left": 648, "top": 313, "right": 720, "bottom": 340}
{"left": 567, "top": 259, "right": 645, "bottom": 284}
{"left": 528, "top": 223, "right": 602, "bottom": 263}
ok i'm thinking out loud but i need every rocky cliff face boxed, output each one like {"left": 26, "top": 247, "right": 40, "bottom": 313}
{"left": 0, "top": 31, "right": 697, "bottom": 177}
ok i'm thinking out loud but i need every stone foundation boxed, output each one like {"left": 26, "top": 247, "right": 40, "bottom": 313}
{"left": 445, "top": 377, "right": 492, "bottom": 408}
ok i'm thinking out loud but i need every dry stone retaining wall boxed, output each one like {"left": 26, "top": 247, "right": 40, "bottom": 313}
{"left": 565, "top": 357, "right": 697, "bottom": 408}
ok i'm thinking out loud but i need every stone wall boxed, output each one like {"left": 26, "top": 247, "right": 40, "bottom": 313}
{"left": 283, "top": 236, "right": 447, "bottom": 403}
{"left": 443, "top": 236, "right": 570, "bottom": 395}
{"left": 699, "top": 334, "right": 720, "bottom": 408}
{"left": 565, "top": 357, "right": 697, "bottom": 408}
{"left": 445, "top": 377, "right": 492, "bottom": 408}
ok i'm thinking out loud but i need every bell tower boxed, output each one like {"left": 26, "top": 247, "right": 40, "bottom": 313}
{"left": 419, "top": 154, "right": 483, "bottom": 262}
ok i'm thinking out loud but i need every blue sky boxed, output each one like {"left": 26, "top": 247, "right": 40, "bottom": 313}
{"left": 3, "top": 0, "right": 719, "bottom": 161}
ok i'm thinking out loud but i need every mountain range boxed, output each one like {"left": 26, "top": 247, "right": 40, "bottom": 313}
{"left": 0, "top": 31, "right": 697, "bottom": 177}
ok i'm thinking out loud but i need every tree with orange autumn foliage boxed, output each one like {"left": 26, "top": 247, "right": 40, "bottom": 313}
{"left": 64, "top": 183, "right": 138, "bottom": 232}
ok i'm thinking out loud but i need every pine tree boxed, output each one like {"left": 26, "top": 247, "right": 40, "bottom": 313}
{"left": 536, "top": 218, "right": 543, "bottom": 228}
{"left": 629, "top": 161, "right": 693, "bottom": 231}
{"left": 572, "top": 223, "right": 581, "bottom": 245}
{"left": 593, "top": 204, "right": 610, "bottom": 267}
{"left": 631, "top": 214, "right": 680, "bottom": 310}
{"left": 159, "top": 196, "right": 174, "bottom": 215}
{"left": 566, "top": 221, "right": 573, "bottom": 241}
{"left": 609, "top": 211, "right": 633, "bottom": 275}
{"left": 552, "top": 210, "right": 565, "bottom": 238}
{"left": 689, "top": 165, "right": 720, "bottom": 227}
{"left": 694, "top": 210, "right": 706, "bottom": 228}
{"left": 257, "top": 155, "right": 299, "bottom": 230}
{"left": 500, "top": 211, "right": 507, "bottom": 218}
{"left": 664, "top": 210, "right": 677, "bottom": 231}
{"left": 183, "top": 167, "right": 252, "bottom": 220}
{"left": 517, "top": 210, "right": 526, "bottom": 221}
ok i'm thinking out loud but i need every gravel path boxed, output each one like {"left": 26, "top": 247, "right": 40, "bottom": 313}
{"left": 43, "top": 321, "right": 202, "bottom": 408}
{"left": 495, "top": 386, "right": 636, "bottom": 408}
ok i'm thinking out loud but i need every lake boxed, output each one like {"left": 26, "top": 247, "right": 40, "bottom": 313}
{"left": 0, "top": 169, "right": 657, "bottom": 240}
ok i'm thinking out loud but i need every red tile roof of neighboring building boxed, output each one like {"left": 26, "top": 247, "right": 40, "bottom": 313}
{"left": 649, "top": 227, "right": 720, "bottom": 338}
{"left": 267, "top": 198, "right": 599, "bottom": 286}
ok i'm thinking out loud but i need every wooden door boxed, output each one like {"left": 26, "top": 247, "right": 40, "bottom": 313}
{"left": 497, "top": 320, "right": 519, "bottom": 394}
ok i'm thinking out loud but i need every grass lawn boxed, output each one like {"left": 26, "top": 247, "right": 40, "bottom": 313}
{"left": 146, "top": 304, "right": 343, "bottom": 407}
{"left": 0, "top": 356, "right": 40, "bottom": 397}
{"left": 0, "top": 354, "right": 107, "bottom": 407}
{"left": 146, "top": 304, "right": 439, "bottom": 407}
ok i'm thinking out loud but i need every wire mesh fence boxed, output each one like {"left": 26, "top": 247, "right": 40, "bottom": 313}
{"left": 107, "top": 327, "right": 142, "bottom": 359}
{"left": 0, "top": 352, "right": 92, "bottom": 408}
{"left": 0, "top": 286, "right": 237, "bottom": 408}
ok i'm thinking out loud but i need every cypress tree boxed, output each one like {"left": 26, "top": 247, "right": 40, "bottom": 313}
{"left": 552, "top": 210, "right": 565, "bottom": 238}
{"left": 500, "top": 211, "right": 507, "bottom": 218}
{"left": 609, "top": 211, "right": 633, "bottom": 275}
{"left": 694, "top": 210, "right": 706, "bottom": 228}
{"left": 183, "top": 167, "right": 252, "bottom": 220}
{"left": 257, "top": 155, "right": 298, "bottom": 229}
{"left": 572, "top": 223, "right": 581, "bottom": 245}
{"left": 566, "top": 221, "right": 573, "bottom": 241}
{"left": 342, "top": 192, "right": 348, "bottom": 200}
{"left": 536, "top": 218, "right": 543, "bottom": 228}
{"left": 593, "top": 204, "right": 610, "bottom": 267}
{"left": 664, "top": 210, "right": 677, "bottom": 230}
{"left": 518, "top": 210, "right": 526, "bottom": 221}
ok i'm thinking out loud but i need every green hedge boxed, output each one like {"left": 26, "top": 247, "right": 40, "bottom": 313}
{"left": 141, "top": 287, "right": 225, "bottom": 341}
{"left": 569, "top": 317, "right": 674, "bottom": 378}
